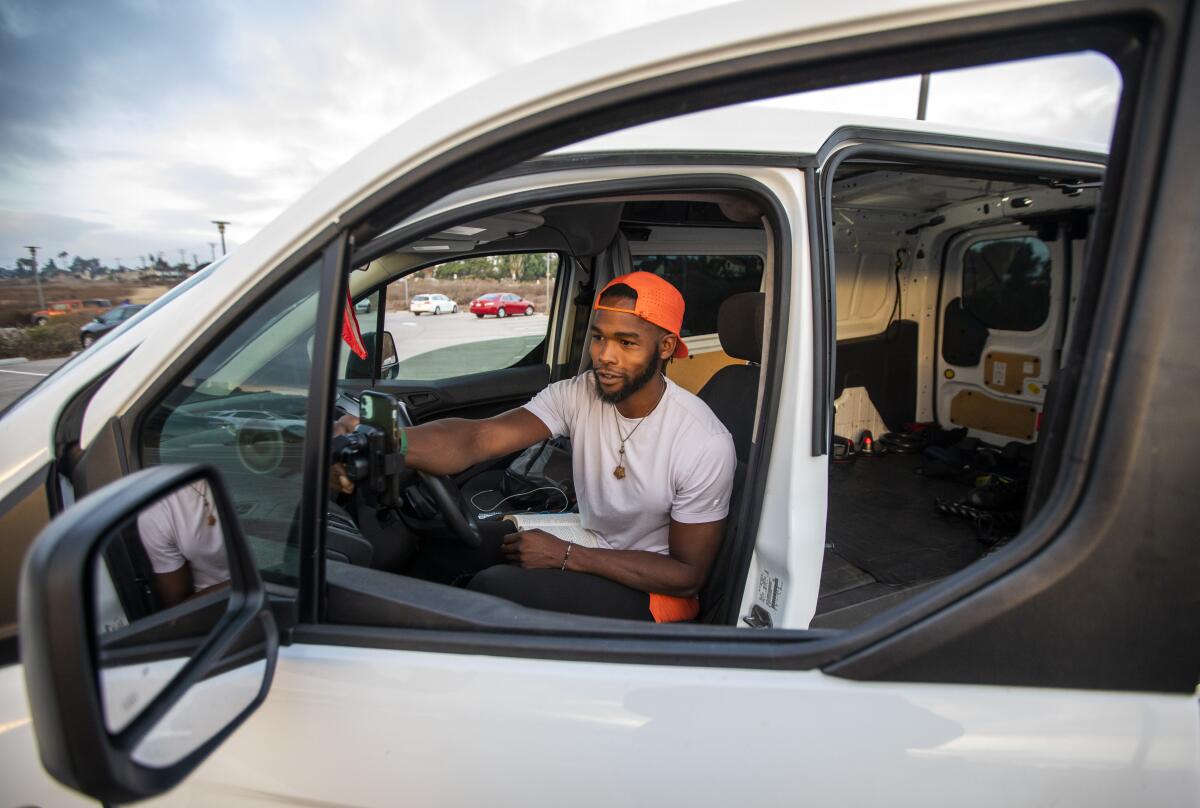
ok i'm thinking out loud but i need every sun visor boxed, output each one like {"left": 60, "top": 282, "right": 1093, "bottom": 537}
{"left": 541, "top": 202, "right": 623, "bottom": 256}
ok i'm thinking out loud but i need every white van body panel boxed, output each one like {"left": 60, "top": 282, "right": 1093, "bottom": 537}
{"left": 5, "top": 643, "right": 1198, "bottom": 807}
{"left": 127, "top": 644, "right": 1197, "bottom": 807}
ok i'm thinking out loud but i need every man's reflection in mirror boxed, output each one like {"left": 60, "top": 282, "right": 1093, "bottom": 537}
{"left": 137, "top": 480, "right": 231, "bottom": 608}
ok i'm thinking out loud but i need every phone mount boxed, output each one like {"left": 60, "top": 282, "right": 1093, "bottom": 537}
{"left": 331, "top": 426, "right": 405, "bottom": 508}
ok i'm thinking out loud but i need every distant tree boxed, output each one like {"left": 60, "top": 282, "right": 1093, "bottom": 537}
{"left": 420, "top": 252, "right": 556, "bottom": 282}
{"left": 71, "top": 256, "right": 102, "bottom": 278}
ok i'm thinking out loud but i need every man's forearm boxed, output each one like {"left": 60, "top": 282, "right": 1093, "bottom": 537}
{"left": 403, "top": 418, "right": 488, "bottom": 475}
{"left": 566, "top": 546, "right": 706, "bottom": 597}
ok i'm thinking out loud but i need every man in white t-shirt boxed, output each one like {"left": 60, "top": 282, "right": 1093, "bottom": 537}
{"left": 137, "top": 480, "right": 231, "bottom": 608}
{"left": 341, "top": 271, "right": 736, "bottom": 622}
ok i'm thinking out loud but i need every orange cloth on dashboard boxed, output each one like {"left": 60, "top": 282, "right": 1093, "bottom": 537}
{"left": 648, "top": 593, "right": 700, "bottom": 623}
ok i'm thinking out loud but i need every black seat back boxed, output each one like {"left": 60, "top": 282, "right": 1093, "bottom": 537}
{"left": 696, "top": 292, "right": 764, "bottom": 622}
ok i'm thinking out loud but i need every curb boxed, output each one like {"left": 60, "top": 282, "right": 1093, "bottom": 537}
{"left": 0, "top": 357, "right": 29, "bottom": 366}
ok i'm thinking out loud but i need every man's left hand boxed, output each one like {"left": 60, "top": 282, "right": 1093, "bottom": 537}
{"left": 501, "top": 530, "right": 569, "bottom": 569}
{"left": 330, "top": 414, "right": 361, "bottom": 495}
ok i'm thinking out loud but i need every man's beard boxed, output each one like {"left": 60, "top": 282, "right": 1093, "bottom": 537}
{"left": 594, "top": 354, "right": 661, "bottom": 404}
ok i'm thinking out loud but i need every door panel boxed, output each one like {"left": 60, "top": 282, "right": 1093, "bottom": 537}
{"left": 936, "top": 226, "right": 1066, "bottom": 443}
{"left": 140, "top": 644, "right": 1198, "bottom": 807}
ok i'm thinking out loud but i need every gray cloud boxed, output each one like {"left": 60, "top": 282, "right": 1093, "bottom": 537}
{"left": 0, "top": 1, "right": 239, "bottom": 159}
{"left": 0, "top": 209, "right": 111, "bottom": 265}
{"left": 0, "top": 0, "right": 730, "bottom": 260}
{"left": 0, "top": 208, "right": 238, "bottom": 267}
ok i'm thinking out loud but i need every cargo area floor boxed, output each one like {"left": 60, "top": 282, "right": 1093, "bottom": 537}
{"left": 817, "top": 451, "right": 986, "bottom": 617}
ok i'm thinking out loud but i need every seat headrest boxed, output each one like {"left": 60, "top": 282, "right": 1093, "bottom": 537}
{"left": 717, "top": 292, "right": 764, "bottom": 363}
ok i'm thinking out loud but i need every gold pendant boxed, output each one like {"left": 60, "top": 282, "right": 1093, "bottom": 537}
{"left": 207, "top": 514, "right": 216, "bottom": 526}
{"left": 613, "top": 465, "right": 626, "bottom": 480}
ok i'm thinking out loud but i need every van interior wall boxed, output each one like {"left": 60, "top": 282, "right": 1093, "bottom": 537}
{"left": 831, "top": 236, "right": 918, "bottom": 435}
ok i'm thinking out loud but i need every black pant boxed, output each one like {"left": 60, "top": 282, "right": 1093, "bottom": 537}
{"left": 468, "top": 565, "right": 654, "bottom": 621}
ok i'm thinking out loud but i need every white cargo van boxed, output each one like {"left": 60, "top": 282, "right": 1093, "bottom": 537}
{"left": 3, "top": 1, "right": 1197, "bottom": 805}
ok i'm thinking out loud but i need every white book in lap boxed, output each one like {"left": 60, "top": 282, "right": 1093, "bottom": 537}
{"left": 502, "top": 513, "right": 604, "bottom": 548}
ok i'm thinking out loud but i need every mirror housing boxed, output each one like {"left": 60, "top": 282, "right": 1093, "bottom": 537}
{"left": 381, "top": 331, "right": 399, "bottom": 380}
{"left": 19, "top": 464, "right": 277, "bottom": 804}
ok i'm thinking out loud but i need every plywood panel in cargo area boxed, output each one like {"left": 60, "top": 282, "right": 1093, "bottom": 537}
{"left": 950, "top": 389, "right": 1038, "bottom": 440}
{"left": 984, "top": 351, "right": 1041, "bottom": 395}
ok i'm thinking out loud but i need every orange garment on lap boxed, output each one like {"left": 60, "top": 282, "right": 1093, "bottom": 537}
{"left": 649, "top": 593, "right": 700, "bottom": 623}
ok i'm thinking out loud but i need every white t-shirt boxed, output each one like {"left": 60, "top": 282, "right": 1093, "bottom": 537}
{"left": 524, "top": 372, "right": 736, "bottom": 554}
{"left": 137, "top": 481, "right": 230, "bottom": 592}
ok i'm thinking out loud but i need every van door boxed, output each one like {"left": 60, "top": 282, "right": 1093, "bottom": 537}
{"left": 936, "top": 225, "right": 1068, "bottom": 444}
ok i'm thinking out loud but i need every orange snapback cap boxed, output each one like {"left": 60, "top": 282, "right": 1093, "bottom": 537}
{"left": 594, "top": 271, "right": 689, "bottom": 358}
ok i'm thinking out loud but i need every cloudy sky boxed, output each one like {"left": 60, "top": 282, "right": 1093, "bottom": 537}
{"left": 0, "top": 0, "right": 1120, "bottom": 269}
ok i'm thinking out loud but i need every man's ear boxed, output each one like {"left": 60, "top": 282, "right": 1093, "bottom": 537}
{"left": 660, "top": 332, "right": 678, "bottom": 361}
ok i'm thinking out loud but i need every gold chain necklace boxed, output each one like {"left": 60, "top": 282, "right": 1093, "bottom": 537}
{"left": 191, "top": 482, "right": 217, "bottom": 527}
{"left": 612, "top": 380, "right": 667, "bottom": 480}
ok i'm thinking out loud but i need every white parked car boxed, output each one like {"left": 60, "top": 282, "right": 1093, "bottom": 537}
{"left": 408, "top": 292, "right": 458, "bottom": 315}
{"left": 2, "top": 1, "right": 1197, "bottom": 806}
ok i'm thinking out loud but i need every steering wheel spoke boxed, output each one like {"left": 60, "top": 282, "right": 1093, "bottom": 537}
{"left": 394, "top": 401, "right": 484, "bottom": 548}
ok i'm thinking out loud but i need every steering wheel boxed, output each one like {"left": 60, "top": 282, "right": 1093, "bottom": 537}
{"left": 393, "top": 401, "right": 484, "bottom": 548}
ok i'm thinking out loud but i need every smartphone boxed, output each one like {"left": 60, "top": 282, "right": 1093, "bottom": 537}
{"left": 359, "top": 391, "right": 402, "bottom": 455}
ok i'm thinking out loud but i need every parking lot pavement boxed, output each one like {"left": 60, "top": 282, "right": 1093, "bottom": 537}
{"left": 0, "top": 356, "right": 72, "bottom": 411}
{"left": 382, "top": 310, "right": 549, "bottom": 363}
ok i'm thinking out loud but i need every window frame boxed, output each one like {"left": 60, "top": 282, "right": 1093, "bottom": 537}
{"left": 102, "top": 1, "right": 1195, "bottom": 693}
{"left": 341, "top": 171, "right": 794, "bottom": 630}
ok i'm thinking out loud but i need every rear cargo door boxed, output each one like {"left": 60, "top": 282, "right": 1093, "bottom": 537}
{"left": 936, "top": 224, "right": 1067, "bottom": 444}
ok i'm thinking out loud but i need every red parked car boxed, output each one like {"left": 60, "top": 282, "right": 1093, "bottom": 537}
{"left": 469, "top": 292, "right": 534, "bottom": 318}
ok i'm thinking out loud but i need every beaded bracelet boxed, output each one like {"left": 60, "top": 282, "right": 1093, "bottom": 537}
{"left": 560, "top": 542, "right": 573, "bottom": 571}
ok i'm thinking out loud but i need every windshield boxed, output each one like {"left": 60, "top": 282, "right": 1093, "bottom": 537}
{"left": 0, "top": 259, "right": 223, "bottom": 418}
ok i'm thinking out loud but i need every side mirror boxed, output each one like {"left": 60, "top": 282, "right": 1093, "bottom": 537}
{"left": 20, "top": 464, "right": 277, "bottom": 804}
{"left": 381, "top": 331, "right": 399, "bottom": 380}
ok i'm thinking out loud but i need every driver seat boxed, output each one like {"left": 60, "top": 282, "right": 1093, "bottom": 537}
{"left": 696, "top": 292, "right": 765, "bottom": 623}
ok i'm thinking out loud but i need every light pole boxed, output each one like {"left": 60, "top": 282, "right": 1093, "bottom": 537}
{"left": 211, "top": 220, "right": 230, "bottom": 255}
{"left": 208, "top": 242, "right": 217, "bottom": 262}
{"left": 916, "top": 73, "right": 931, "bottom": 121}
{"left": 24, "top": 245, "right": 45, "bottom": 311}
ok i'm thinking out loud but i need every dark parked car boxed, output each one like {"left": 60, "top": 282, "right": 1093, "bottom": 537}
{"left": 79, "top": 304, "right": 145, "bottom": 348}
{"left": 469, "top": 292, "right": 534, "bottom": 318}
